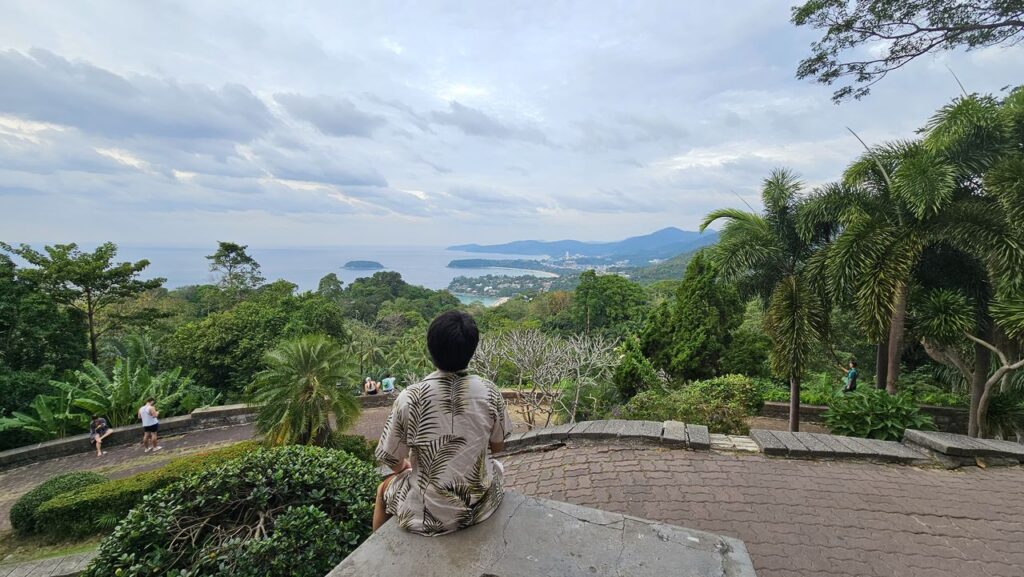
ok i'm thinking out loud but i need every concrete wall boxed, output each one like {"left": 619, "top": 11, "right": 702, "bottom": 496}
{"left": 760, "top": 402, "right": 969, "bottom": 434}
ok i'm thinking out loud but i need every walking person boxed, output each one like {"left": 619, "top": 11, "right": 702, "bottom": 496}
{"left": 90, "top": 414, "right": 113, "bottom": 457}
{"left": 139, "top": 398, "right": 162, "bottom": 452}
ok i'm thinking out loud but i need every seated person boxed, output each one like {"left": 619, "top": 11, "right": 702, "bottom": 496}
{"left": 90, "top": 414, "right": 113, "bottom": 457}
{"left": 373, "top": 310, "right": 512, "bottom": 535}
{"left": 381, "top": 374, "right": 396, "bottom": 393}
{"left": 364, "top": 377, "right": 379, "bottom": 395}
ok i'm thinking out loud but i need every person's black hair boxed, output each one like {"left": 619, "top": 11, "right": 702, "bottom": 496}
{"left": 91, "top": 414, "right": 99, "bottom": 420}
{"left": 426, "top": 310, "right": 479, "bottom": 372}
{"left": 146, "top": 397, "right": 155, "bottom": 404}
{"left": 849, "top": 360, "right": 857, "bottom": 368}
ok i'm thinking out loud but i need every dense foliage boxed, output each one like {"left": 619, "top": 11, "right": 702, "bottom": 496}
{"left": 621, "top": 387, "right": 750, "bottom": 435}
{"left": 81, "top": 445, "right": 378, "bottom": 577}
{"left": 10, "top": 471, "right": 106, "bottom": 535}
{"left": 36, "top": 441, "right": 259, "bottom": 537}
{"left": 824, "top": 389, "right": 935, "bottom": 441}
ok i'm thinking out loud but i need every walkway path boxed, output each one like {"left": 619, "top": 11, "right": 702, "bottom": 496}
{"left": 501, "top": 442, "right": 1024, "bottom": 577}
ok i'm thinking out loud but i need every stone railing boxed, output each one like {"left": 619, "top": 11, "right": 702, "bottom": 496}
{"left": 760, "top": 401, "right": 969, "bottom": 434}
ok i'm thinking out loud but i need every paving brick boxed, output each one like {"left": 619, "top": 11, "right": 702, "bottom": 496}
{"left": 661, "top": 420, "right": 688, "bottom": 448}
{"left": 685, "top": 423, "right": 711, "bottom": 450}
{"left": 749, "top": 429, "right": 787, "bottom": 456}
{"left": 503, "top": 443, "right": 1024, "bottom": 577}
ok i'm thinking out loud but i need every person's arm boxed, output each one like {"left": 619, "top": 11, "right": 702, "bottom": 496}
{"left": 375, "top": 397, "right": 410, "bottom": 474}
{"left": 489, "top": 389, "right": 513, "bottom": 454}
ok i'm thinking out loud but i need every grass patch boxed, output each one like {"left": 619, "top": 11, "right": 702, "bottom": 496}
{"left": 0, "top": 531, "right": 101, "bottom": 564}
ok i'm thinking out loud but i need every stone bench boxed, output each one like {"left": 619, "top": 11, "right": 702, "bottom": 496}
{"left": 327, "top": 491, "right": 757, "bottom": 577}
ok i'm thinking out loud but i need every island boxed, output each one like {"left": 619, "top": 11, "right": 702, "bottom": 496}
{"left": 343, "top": 260, "right": 385, "bottom": 270}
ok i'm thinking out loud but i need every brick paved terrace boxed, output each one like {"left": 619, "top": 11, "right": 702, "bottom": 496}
{"left": 501, "top": 442, "right": 1024, "bottom": 577}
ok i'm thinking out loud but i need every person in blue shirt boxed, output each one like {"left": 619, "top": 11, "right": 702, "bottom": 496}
{"left": 381, "top": 373, "right": 396, "bottom": 394}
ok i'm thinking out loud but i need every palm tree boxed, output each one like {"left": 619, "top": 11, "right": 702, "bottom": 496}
{"left": 249, "top": 334, "right": 360, "bottom": 446}
{"left": 701, "top": 169, "right": 828, "bottom": 431}
{"left": 797, "top": 139, "right": 950, "bottom": 394}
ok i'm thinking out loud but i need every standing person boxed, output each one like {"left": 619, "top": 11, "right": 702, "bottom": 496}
{"left": 842, "top": 361, "right": 859, "bottom": 393}
{"left": 381, "top": 373, "right": 396, "bottom": 394}
{"left": 373, "top": 310, "right": 513, "bottom": 535}
{"left": 89, "top": 415, "right": 112, "bottom": 457}
{"left": 138, "top": 398, "right": 162, "bottom": 452}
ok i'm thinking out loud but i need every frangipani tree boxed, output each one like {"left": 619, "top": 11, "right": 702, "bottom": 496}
{"left": 701, "top": 169, "right": 828, "bottom": 431}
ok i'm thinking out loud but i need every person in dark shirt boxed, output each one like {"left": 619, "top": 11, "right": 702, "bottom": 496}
{"left": 90, "top": 415, "right": 113, "bottom": 457}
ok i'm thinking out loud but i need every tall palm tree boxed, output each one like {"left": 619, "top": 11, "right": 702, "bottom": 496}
{"left": 701, "top": 169, "right": 828, "bottom": 431}
{"left": 249, "top": 335, "right": 360, "bottom": 446}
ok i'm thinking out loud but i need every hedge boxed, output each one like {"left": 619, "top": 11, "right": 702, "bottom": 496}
{"left": 10, "top": 472, "right": 107, "bottom": 535}
{"left": 81, "top": 446, "right": 379, "bottom": 577}
{"left": 36, "top": 440, "right": 260, "bottom": 537}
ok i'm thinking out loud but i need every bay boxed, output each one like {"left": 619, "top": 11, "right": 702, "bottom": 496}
{"left": 113, "top": 245, "right": 555, "bottom": 293}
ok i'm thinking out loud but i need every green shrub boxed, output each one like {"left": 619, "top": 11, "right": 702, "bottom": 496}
{"left": 327, "top": 432, "right": 377, "bottom": 463}
{"left": 754, "top": 378, "right": 790, "bottom": 403}
{"left": 621, "top": 388, "right": 749, "bottom": 435}
{"left": 798, "top": 372, "right": 842, "bottom": 406}
{"left": 36, "top": 441, "right": 259, "bottom": 537}
{"left": 685, "top": 374, "right": 764, "bottom": 415}
{"left": 81, "top": 445, "right": 378, "bottom": 577}
{"left": 10, "top": 472, "right": 107, "bottom": 535}
{"left": 612, "top": 335, "right": 659, "bottom": 400}
{"left": 823, "top": 389, "right": 935, "bottom": 441}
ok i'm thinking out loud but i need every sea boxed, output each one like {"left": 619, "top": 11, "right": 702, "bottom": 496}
{"left": 112, "top": 245, "right": 555, "bottom": 305}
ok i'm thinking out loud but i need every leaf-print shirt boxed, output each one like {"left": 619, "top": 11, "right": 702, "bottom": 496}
{"left": 375, "top": 370, "right": 513, "bottom": 536}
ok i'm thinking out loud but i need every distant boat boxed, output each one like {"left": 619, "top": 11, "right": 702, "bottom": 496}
{"left": 343, "top": 260, "right": 385, "bottom": 270}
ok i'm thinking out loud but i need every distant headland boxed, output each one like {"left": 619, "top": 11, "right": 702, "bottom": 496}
{"left": 343, "top": 260, "right": 385, "bottom": 270}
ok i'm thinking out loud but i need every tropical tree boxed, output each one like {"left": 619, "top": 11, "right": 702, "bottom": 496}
{"left": 249, "top": 335, "right": 360, "bottom": 446}
{"left": 206, "top": 241, "right": 265, "bottom": 298}
{"left": 0, "top": 391, "right": 87, "bottom": 440}
{"left": 701, "top": 169, "right": 829, "bottom": 431}
{"left": 52, "top": 358, "right": 208, "bottom": 428}
{"left": 792, "top": 0, "right": 1024, "bottom": 102}
{"left": 0, "top": 242, "right": 165, "bottom": 363}
{"left": 640, "top": 251, "right": 742, "bottom": 381}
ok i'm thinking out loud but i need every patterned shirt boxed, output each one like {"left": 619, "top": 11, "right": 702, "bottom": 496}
{"left": 375, "top": 370, "right": 512, "bottom": 536}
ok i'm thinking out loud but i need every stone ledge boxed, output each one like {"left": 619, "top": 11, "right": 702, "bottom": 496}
{"left": 327, "top": 491, "right": 757, "bottom": 577}
{"left": 502, "top": 420, "right": 711, "bottom": 452}
{"left": 904, "top": 429, "right": 1024, "bottom": 462}
{"left": 749, "top": 429, "right": 929, "bottom": 464}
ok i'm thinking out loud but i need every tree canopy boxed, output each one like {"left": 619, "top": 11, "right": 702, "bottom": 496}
{"left": 793, "top": 0, "right": 1024, "bottom": 102}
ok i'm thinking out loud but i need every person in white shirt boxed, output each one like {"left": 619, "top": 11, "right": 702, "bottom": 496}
{"left": 139, "top": 398, "right": 162, "bottom": 452}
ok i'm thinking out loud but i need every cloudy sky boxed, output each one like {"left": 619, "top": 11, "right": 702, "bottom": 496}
{"left": 1, "top": 1, "right": 1022, "bottom": 248}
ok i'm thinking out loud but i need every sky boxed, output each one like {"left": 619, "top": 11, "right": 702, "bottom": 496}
{"left": 0, "top": 1, "right": 1022, "bottom": 248}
